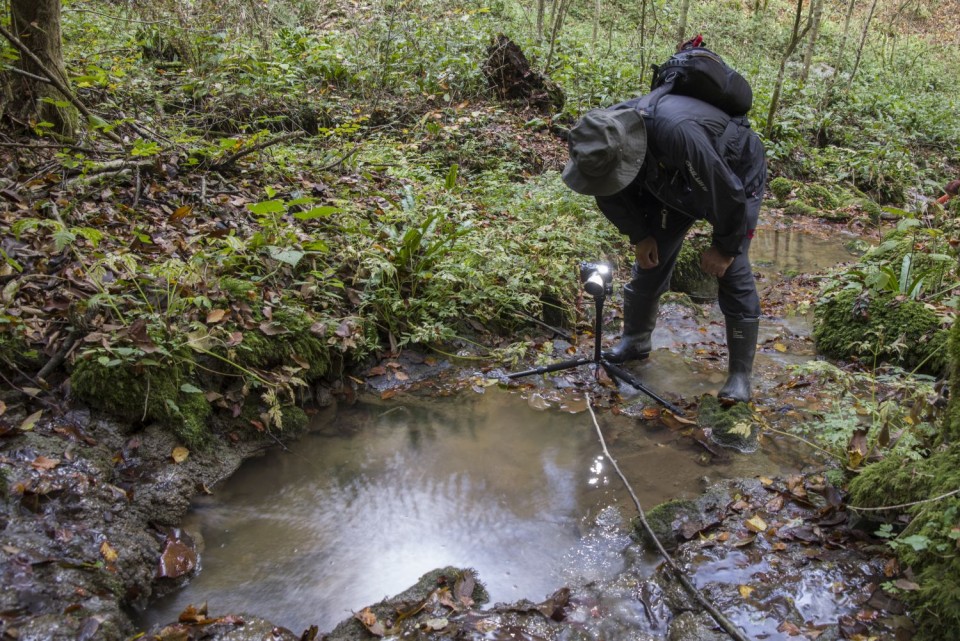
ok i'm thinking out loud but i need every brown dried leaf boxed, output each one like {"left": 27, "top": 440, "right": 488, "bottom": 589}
{"left": 354, "top": 608, "right": 385, "bottom": 637}
{"left": 31, "top": 455, "right": 60, "bottom": 470}
{"left": 206, "top": 309, "right": 227, "bottom": 324}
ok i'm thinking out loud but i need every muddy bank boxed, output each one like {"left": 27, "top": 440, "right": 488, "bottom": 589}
{"left": 0, "top": 390, "right": 297, "bottom": 641}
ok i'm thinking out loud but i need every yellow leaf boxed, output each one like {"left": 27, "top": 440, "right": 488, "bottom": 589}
{"left": 171, "top": 447, "right": 190, "bottom": 463}
{"left": 100, "top": 541, "right": 119, "bottom": 563}
{"left": 745, "top": 515, "right": 767, "bottom": 533}
{"left": 20, "top": 409, "right": 43, "bottom": 431}
{"left": 773, "top": 343, "right": 788, "bottom": 353}
{"left": 728, "top": 421, "right": 752, "bottom": 437}
{"left": 758, "top": 476, "right": 774, "bottom": 486}
{"left": 738, "top": 585, "right": 754, "bottom": 598}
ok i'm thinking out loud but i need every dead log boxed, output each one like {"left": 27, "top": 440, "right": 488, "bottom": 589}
{"left": 482, "top": 35, "right": 564, "bottom": 114}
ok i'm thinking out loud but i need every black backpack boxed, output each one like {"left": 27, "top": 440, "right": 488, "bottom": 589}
{"left": 649, "top": 42, "right": 753, "bottom": 117}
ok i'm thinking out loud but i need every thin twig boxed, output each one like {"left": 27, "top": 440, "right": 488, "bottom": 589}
{"left": 318, "top": 143, "right": 364, "bottom": 171}
{"left": 585, "top": 395, "right": 750, "bottom": 641}
{"left": 63, "top": 7, "right": 209, "bottom": 32}
{"left": 3, "top": 65, "right": 51, "bottom": 84}
{"left": 847, "top": 487, "right": 960, "bottom": 512}
{"left": 0, "top": 23, "right": 124, "bottom": 145}
{"left": 210, "top": 132, "right": 305, "bottom": 170}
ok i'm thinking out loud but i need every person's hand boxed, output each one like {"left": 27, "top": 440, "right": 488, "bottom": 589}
{"left": 701, "top": 246, "right": 735, "bottom": 278}
{"left": 634, "top": 237, "right": 659, "bottom": 269}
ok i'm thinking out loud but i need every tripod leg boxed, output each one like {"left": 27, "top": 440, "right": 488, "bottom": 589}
{"left": 507, "top": 358, "right": 594, "bottom": 379}
{"left": 601, "top": 360, "right": 685, "bottom": 416}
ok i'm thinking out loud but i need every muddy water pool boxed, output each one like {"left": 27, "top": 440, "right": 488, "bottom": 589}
{"left": 140, "top": 388, "right": 802, "bottom": 633}
{"left": 140, "top": 226, "right": 858, "bottom": 634}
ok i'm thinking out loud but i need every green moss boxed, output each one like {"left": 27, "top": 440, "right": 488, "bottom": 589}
{"left": 70, "top": 354, "right": 212, "bottom": 447}
{"left": 769, "top": 176, "right": 795, "bottom": 202}
{"left": 944, "top": 319, "right": 960, "bottom": 442}
{"left": 797, "top": 184, "right": 843, "bottom": 210}
{"left": 230, "top": 309, "right": 331, "bottom": 381}
{"left": 671, "top": 232, "right": 717, "bottom": 302}
{"left": 813, "top": 288, "right": 948, "bottom": 375}
{"left": 848, "top": 446, "right": 960, "bottom": 641}
{"left": 633, "top": 499, "right": 697, "bottom": 552}
{"left": 784, "top": 201, "right": 818, "bottom": 217}
{"left": 698, "top": 394, "right": 759, "bottom": 452}
{"left": 280, "top": 404, "right": 309, "bottom": 434}
{"left": 220, "top": 276, "right": 259, "bottom": 300}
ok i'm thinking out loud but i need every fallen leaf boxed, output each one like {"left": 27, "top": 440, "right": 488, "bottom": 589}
{"left": 662, "top": 410, "right": 697, "bottom": 430}
{"left": 728, "top": 421, "right": 752, "bottom": 437}
{"left": 171, "top": 447, "right": 190, "bottom": 463}
{"left": 738, "top": 585, "right": 754, "bottom": 598}
{"left": 20, "top": 409, "right": 43, "bottom": 431}
{"left": 31, "top": 455, "right": 60, "bottom": 471}
{"left": 773, "top": 342, "right": 788, "bottom": 353}
{"left": 179, "top": 603, "right": 209, "bottom": 624}
{"left": 641, "top": 407, "right": 661, "bottom": 420}
{"left": 893, "top": 578, "right": 920, "bottom": 591}
{"left": 354, "top": 608, "right": 385, "bottom": 636}
{"left": 745, "top": 515, "right": 768, "bottom": 533}
{"left": 100, "top": 540, "right": 119, "bottom": 563}
{"left": 206, "top": 309, "right": 227, "bottom": 324}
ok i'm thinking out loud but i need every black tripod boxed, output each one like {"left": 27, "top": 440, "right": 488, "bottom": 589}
{"left": 507, "top": 269, "right": 684, "bottom": 416}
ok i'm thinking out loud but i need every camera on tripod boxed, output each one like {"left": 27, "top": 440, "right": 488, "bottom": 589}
{"left": 579, "top": 262, "right": 613, "bottom": 298}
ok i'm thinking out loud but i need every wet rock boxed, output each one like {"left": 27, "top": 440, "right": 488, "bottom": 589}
{"left": 697, "top": 394, "right": 759, "bottom": 453}
{"left": 666, "top": 611, "right": 728, "bottom": 641}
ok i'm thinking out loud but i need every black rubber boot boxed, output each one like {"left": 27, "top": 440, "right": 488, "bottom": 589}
{"left": 718, "top": 317, "right": 759, "bottom": 404}
{"left": 603, "top": 285, "right": 659, "bottom": 363}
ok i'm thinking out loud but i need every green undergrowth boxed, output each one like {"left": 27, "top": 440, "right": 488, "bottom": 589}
{"left": 848, "top": 446, "right": 960, "bottom": 641}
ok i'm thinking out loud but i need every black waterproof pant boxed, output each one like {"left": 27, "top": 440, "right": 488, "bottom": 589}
{"left": 626, "top": 197, "right": 761, "bottom": 320}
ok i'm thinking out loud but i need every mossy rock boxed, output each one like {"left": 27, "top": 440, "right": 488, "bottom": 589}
{"left": 229, "top": 309, "right": 331, "bottom": 381}
{"left": 813, "top": 288, "right": 948, "bottom": 375}
{"left": 70, "top": 355, "right": 212, "bottom": 448}
{"left": 797, "top": 184, "right": 843, "bottom": 210}
{"left": 848, "top": 445, "right": 960, "bottom": 641}
{"left": 632, "top": 499, "right": 698, "bottom": 552}
{"left": 784, "top": 201, "right": 818, "bottom": 217}
{"left": 698, "top": 394, "right": 759, "bottom": 452}
{"left": 769, "top": 176, "right": 795, "bottom": 202}
{"left": 671, "top": 232, "right": 717, "bottom": 302}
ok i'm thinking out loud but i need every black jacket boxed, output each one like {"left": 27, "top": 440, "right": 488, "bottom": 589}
{"left": 594, "top": 94, "right": 766, "bottom": 256}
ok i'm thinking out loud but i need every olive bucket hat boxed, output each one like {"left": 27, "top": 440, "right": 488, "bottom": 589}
{"left": 561, "top": 108, "right": 647, "bottom": 197}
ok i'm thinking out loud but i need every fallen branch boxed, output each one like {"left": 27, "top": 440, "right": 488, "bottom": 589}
{"left": 318, "top": 143, "right": 363, "bottom": 171}
{"left": 585, "top": 396, "right": 751, "bottom": 641}
{"left": 210, "top": 132, "right": 305, "bottom": 170}
{"left": 0, "top": 23, "right": 124, "bottom": 145}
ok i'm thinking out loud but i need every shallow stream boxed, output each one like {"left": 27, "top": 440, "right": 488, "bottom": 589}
{"left": 139, "top": 226, "right": 864, "bottom": 634}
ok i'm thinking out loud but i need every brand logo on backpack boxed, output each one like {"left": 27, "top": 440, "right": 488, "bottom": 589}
{"left": 649, "top": 36, "right": 753, "bottom": 117}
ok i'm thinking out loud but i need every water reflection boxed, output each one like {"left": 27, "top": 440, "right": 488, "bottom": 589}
{"left": 140, "top": 388, "right": 790, "bottom": 633}
{"left": 751, "top": 226, "right": 860, "bottom": 274}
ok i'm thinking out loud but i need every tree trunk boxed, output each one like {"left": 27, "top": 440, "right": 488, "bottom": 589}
{"left": 849, "top": 0, "right": 879, "bottom": 84}
{"left": 800, "top": 0, "right": 824, "bottom": 85}
{"left": 764, "top": 0, "right": 811, "bottom": 139}
{"left": 6, "top": 0, "right": 77, "bottom": 136}
{"left": 676, "top": 0, "right": 691, "bottom": 46}
{"left": 537, "top": 0, "right": 546, "bottom": 42}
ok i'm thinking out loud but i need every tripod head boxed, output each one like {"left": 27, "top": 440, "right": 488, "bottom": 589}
{"left": 579, "top": 262, "right": 613, "bottom": 298}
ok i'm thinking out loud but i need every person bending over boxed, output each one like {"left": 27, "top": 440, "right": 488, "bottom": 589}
{"left": 561, "top": 91, "right": 766, "bottom": 403}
